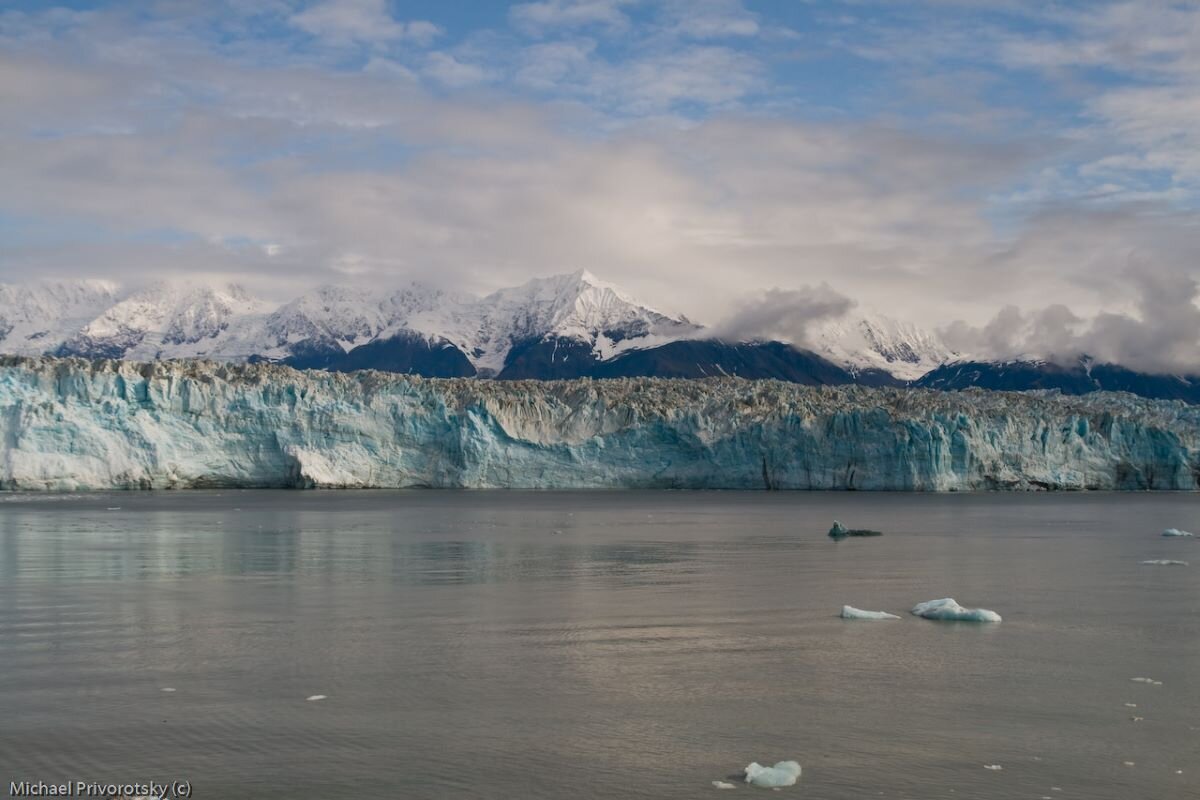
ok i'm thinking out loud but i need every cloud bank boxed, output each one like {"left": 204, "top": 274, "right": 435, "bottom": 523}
{"left": 2, "top": 1, "right": 1200, "bottom": 372}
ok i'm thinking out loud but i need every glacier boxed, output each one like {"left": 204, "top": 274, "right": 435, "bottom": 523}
{"left": 0, "top": 356, "right": 1199, "bottom": 491}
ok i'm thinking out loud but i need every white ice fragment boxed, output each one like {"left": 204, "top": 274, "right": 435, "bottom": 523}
{"left": 712, "top": 781, "right": 737, "bottom": 789}
{"left": 911, "top": 598, "right": 1001, "bottom": 623}
{"left": 1123, "top": 761, "right": 1135, "bottom": 767}
{"left": 743, "top": 761, "right": 801, "bottom": 788}
{"left": 306, "top": 694, "right": 327, "bottom": 701}
{"left": 840, "top": 605, "right": 901, "bottom": 620}
{"left": 1124, "top": 703, "right": 1137, "bottom": 708}
{"left": 1162, "top": 528, "right": 1194, "bottom": 537}
{"left": 160, "top": 687, "right": 176, "bottom": 693}
{"left": 1130, "top": 677, "right": 1161, "bottom": 685}
{"left": 983, "top": 765, "right": 1003, "bottom": 771}
{"left": 1140, "top": 559, "right": 1188, "bottom": 566}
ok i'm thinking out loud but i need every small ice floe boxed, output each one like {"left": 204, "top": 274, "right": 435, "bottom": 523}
{"left": 828, "top": 521, "right": 882, "bottom": 539}
{"left": 983, "top": 764, "right": 1003, "bottom": 771}
{"left": 1141, "top": 559, "right": 1188, "bottom": 566}
{"left": 1131, "top": 716, "right": 1144, "bottom": 722}
{"left": 306, "top": 694, "right": 327, "bottom": 702}
{"left": 911, "top": 598, "right": 1001, "bottom": 623}
{"left": 160, "top": 687, "right": 176, "bottom": 693}
{"left": 1130, "top": 677, "right": 1162, "bottom": 685}
{"left": 1124, "top": 703, "right": 1138, "bottom": 708}
{"left": 1123, "top": 761, "right": 1136, "bottom": 767}
{"left": 712, "top": 780, "right": 738, "bottom": 789}
{"left": 743, "top": 761, "right": 802, "bottom": 788}
{"left": 840, "top": 605, "right": 901, "bottom": 621}
{"left": 1162, "top": 528, "right": 1194, "bottom": 537}
{"left": 106, "top": 507, "right": 121, "bottom": 511}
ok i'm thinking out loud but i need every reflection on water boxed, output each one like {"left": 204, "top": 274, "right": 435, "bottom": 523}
{"left": 0, "top": 491, "right": 1197, "bottom": 800}
{"left": 0, "top": 498, "right": 708, "bottom": 585}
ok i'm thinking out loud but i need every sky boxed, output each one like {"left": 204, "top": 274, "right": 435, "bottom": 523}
{"left": 3, "top": 1, "right": 1200, "bottom": 370}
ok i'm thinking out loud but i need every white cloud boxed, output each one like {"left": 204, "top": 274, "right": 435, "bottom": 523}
{"left": 509, "top": 0, "right": 634, "bottom": 36}
{"left": 660, "top": 0, "right": 759, "bottom": 39}
{"left": 6, "top": 0, "right": 1200, "bottom": 372}
{"left": 290, "top": 0, "right": 441, "bottom": 46}
{"left": 423, "top": 52, "right": 491, "bottom": 87}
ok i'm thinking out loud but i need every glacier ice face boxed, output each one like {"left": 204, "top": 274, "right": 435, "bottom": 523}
{"left": 840, "top": 606, "right": 901, "bottom": 620}
{"left": 743, "top": 761, "right": 801, "bottom": 788}
{"left": 1, "top": 357, "right": 1199, "bottom": 491}
{"left": 911, "top": 598, "right": 1002, "bottom": 623}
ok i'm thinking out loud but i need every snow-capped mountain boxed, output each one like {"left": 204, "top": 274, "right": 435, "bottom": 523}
{"left": 0, "top": 273, "right": 948, "bottom": 384}
{"left": 0, "top": 280, "right": 119, "bottom": 356}
{"left": 264, "top": 270, "right": 700, "bottom": 376}
{"left": 806, "top": 312, "right": 958, "bottom": 381}
{"left": 56, "top": 282, "right": 271, "bottom": 360}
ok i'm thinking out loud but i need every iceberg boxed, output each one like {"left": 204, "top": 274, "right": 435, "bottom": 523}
{"left": 911, "top": 598, "right": 1002, "bottom": 623}
{"left": 829, "top": 521, "right": 883, "bottom": 538}
{"left": 711, "top": 781, "right": 737, "bottom": 789}
{"left": 305, "top": 694, "right": 327, "bottom": 701}
{"left": 1140, "top": 559, "right": 1188, "bottom": 566}
{"left": 840, "top": 605, "right": 900, "bottom": 620}
{"left": 1162, "top": 529, "right": 1195, "bottom": 537}
{"left": 743, "top": 761, "right": 801, "bottom": 788}
{"left": 1, "top": 357, "right": 1199, "bottom": 491}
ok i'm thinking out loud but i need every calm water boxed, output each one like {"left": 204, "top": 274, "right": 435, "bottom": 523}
{"left": 1, "top": 491, "right": 1197, "bottom": 799}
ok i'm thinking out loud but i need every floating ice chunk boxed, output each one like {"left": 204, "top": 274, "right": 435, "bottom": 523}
{"left": 1124, "top": 703, "right": 1137, "bottom": 708}
{"left": 1141, "top": 559, "right": 1188, "bottom": 566}
{"left": 743, "top": 761, "right": 801, "bottom": 788}
{"left": 911, "top": 598, "right": 1001, "bottom": 623}
{"left": 1130, "top": 677, "right": 1162, "bottom": 685}
{"left": 1162, "top": 528, "right": 1194, "bottom": 537}
{"left": 306, "top": 694, "right": 327, "bottom": 701}
{"left": 829, "top": 521, "right": 882, "bottom": 539}
{"left": 1123, "top": 761, "right": 1135, "bottom": 767}
{"left": 841, "top": 605, "right": 901, "bottom": 620}
{"left": 160, "top": 687, "right": 176, "bottom": 693}
{"left": 712, "top": 781, "right": 737, "bottom": 789}
{"left": 983, "top": 765, "right": 1003, "bottom": 771}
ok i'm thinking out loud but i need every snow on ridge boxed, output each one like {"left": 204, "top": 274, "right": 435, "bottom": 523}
{"left": 0, "top": 273, "right": 955, "bottom": 379}
{"left": 805, "top": 310, "right": 958, "bottom": 381}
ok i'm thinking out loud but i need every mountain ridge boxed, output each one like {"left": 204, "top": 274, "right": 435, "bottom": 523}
{"left": 6, "top": 275, "right": 1199, "bottom": 402}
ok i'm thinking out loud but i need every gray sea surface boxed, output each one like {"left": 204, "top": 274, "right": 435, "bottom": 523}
{"left": 0, "top": 491, "right": 1197, "bottom": 799}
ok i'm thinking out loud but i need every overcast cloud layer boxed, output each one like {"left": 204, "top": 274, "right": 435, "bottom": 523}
{"left": 3, "top": 1, "right": 1200, "bottom": 371}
